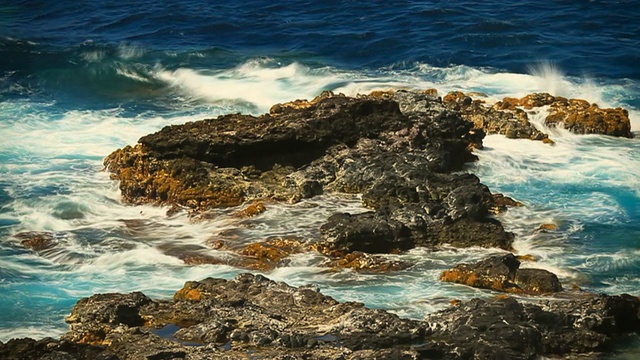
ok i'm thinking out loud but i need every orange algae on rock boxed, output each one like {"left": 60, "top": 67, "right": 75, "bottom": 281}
{"left": 440, "top": 254, "right": 562, "bottom": 295}
{"left": 232, "top": 201, "right": 267, "bottom": 218}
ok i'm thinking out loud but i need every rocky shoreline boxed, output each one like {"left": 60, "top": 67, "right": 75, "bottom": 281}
{"left": 2, "top": 274, "right": 639, "bottom": 359}
{"left": 7, "top": 90, "right": 638, "bottom": 359}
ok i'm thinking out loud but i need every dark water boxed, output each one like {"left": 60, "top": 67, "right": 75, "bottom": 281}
{"left": 2, "top": 0, "right": 639, "bottom": 108}
{"left": 0, "top": 0, "right": 639, "bottom": 352}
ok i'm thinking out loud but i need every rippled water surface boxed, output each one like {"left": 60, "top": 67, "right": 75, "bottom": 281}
{"left": 0, "top": 0, "right": 639, "bottom": 345}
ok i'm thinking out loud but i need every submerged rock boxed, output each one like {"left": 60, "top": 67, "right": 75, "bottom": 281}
{"left": 4, "top": 274, "right": 639, "bottom": 359}
{"left": 14, "top": 231, "right": 58, "bottom": 251}
{"left": 440, "top": 253, "right": 563, "bottom": 295}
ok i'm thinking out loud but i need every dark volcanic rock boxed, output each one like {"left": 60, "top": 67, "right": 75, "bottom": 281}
{"left": 139, "top": 93, "right": 408, "bottom": 167}
{"left": 319, "top": 212, "right": 413, "bottom": 254}
{"left": 73, "top": 274, "right": 426, "bottom": 359}
{"left": 63, "top": 292, "right": 154, "bottom": 345}
{"left": 104, "top": 93, "right": 411, "bottom": 211}
{"left": 440, "top": 253, "right": 563, "bottom": 295}
{"left": 106, "top": 90, "right": 516, "bottom": 256}
{"left": 0, "top": 337, "right": 117, "bottom": 360}
{"left": 425, "top": 293, "right": 640, "bottom": 359}
{"left": 442, "top": 91, "right": 551, "bottom": 142}
{"left": 5, "top": 274, "right": 640, "bottom": 359}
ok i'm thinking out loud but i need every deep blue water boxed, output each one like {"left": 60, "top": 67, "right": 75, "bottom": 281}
{"left": 0, "top": 0, "right": 639, "bottom": 353}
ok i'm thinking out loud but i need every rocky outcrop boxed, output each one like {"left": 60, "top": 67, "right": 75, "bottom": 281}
{"left": 440, "top": 253, "right": 563, "bottom": 295}
{"left": 3, "top": 274, "right": 639, "bottom": 359}
{"left": 443, "top": 91, "right": 552, "bottom": 142}
{"left": 423, "top": 292, "right": 640, "bottom": 359}
{"left": 0, "top": 337, "right": 116, "bottom": 360}
{"left": 106, "top": 91, "right": 516, "bottom": 256}
{"left": 441, "top": 90, "right": 633, "bottom": 140}
{"left": 546, "top": 98, "right": 632, "bottom": 137}
{"left": 103, "top": 89, "right": 631, "bottom": 268}
{"left": 501, "top": 92, "right": 632, "bottom": 138}
{"left": 104, "top": 93, "right": 408, "bottom": 211}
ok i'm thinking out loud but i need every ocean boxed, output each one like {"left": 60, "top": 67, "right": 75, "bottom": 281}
{"left": 0, "top": 0, "right": 639, "bottom": 353}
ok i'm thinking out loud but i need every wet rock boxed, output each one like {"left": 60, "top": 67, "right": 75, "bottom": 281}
{"left": 427, "top": 217, "right": 514, "bottom": 250}
{"left": 440, "top": 253, "right": 563, "bottom": 295}
{"left": 319, "top": 212, "right": 413, "bottom": 254}
{"left": 106, "top": 91, "right": 517, "bottom": 256}
{"left": 516, "top": 254, "right": 537, "bottom": 262}
{"left": 503, "top": 92, "right": 632, "bottom": 137}
{"left": 0, "top": 337, "right": 117, "bottom": 360}
{"left": 536, "top": 223, "right": 558, "bottom": 232}
{"left": 425, "top": 293, "right": 640, "bottom": 359}
{"left": 514, "top": 268, "right": 564, "bottom": 294}
{"left": 5, "top": 274, "right": 640, "bottom": 359}
{"left": 443, "top": 91, "right": 550, "bottom": 142}
{"left": 296, "top": 136, "right": 514, "bottom": 251}
{"left": 490, "top": 193, "right": 524, "bottom": 214}
{"left": 231, "top": 200, "right": 267, "bottom": 218}
{"left": 14, "top": 231, "right": 57, "bottom": 251}
{"left": 105, "top": 94, "right": 409, "bottom": 211}
{"left": 323, "top": 251, "right": 411, "bottom": 272}
{"left": 546, "top": 99, "right": 633, "bottom": 137}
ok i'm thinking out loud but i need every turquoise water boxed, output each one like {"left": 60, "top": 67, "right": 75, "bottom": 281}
{"left": 0, "top": 0, "right": 639, "bottom": 344}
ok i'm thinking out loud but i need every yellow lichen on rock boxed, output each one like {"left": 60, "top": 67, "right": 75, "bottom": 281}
{"left": 233, "top": 201, "right": 267, "bottom": 218}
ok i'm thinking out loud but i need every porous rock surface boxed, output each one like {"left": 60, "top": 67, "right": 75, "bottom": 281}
{"left": 105, "top": 91, "right": 516, "bottom": 258}
{"left": 440, "top": 253, "right": 563, "bottom": 295}
{"left": 2, "top": 274, "right": 639, "bottom": 359}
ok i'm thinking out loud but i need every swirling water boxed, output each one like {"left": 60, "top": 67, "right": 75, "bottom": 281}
{"left": 0, "top": 0, "right": 639, "bottom": 353}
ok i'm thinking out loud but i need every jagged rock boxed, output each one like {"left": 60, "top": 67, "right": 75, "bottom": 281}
{"left": 106, "top": 91, "right": 514, "bottom": 255}
{"left": 503, "top": 92, "right": 632, "bottom": 137}
{"left": 161, "top": 274, "right": 426, "bottom": 356}
{"left": 444, "top": 91, "right": 632, "bottom": 140}
{"left": 63, "top": 292, "right": 154, "bottom": 345}
{"left": 0, "top": 337, "right": 117, "bottom": 360}
{"left": 103, "top": 90, "right": 631, "bottom": 264}
{"left": 5, "top": 274, "right": 639, "bottom": 359}
{"left": 443, "top": 91, "right": 550, "bottom": 142}
{"left": 319, "top": 212, "right": 413, "bottom": 254}
{"left": 546, "top": 98, "right": 632, "bottom": 137}
{"left": 105, "top": 94, "right": 410, "bottom": 211}
{"left": 425, "top": 293, "right": 640, "bottom": 359}
{"left": 440, "top": 253, "right": 563, "bottom": 295}
{"left": 519, "top": 92, "right": 557, "bottom": 108}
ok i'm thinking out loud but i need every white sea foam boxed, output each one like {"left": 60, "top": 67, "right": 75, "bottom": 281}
{"left": 0, "top": 326, "right": 67, "bottom": 343}
{"left": 2, "top": 60, "right": 639, "bottom": 341}
{"left": 154, "top": 61, "right": 344, "bottom": 113}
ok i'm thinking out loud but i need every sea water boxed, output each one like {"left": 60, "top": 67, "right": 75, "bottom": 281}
{"left": 0, "top": 1, "right": 638, "bottom": 352}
